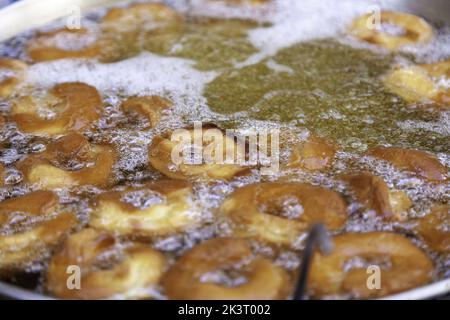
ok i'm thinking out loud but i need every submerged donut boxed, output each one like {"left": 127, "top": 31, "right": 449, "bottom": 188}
{"left": 162, "top": 237, "right": 290, "bottom": 300}
{"left": 17, "top": 133, "right": 117, "bottom": 189}
{"left": 416, "top": 205, "right": 449, "bottom": 253}
{"left": 90, "top": 180, "right": 199, "bottom": 238}
{"left": 287, "top": 135, "right": 335, "bottom": 171}
{"left": 0, "top": 191, "right": 77, "bottom": 270}
{"left": 0, "top": 58, "right": 27, "bottom": 98}
{"left": 349, "top": 11, "right": 433, "bottom": 50}
{"left": 368, "top": 146, "right": 447, "bottom": 182}
{"left": 345, "top": 173, "right": 412, "bottom": 221}
{"left": 47, "top": 228, "right": 166, "bottom": 299}
{"left": 11, "top": 82, "right": 103, "bottom": 136}
{"left": 383, "top": 63, "right": 449, "bottom": 108}
{"left": 149, "top": 127, "right": 248, "bottom": 180}
{"left": 26, "top": 28, "right": 104, "bottom": 62}
{"left": 101, "top": 3, "right": 182, "bottom": 33}
{"left": 308, "top": 232, "right": 433, "bottom": 298}
{"left": 120, "top": 96, "right": 172, "bottom": 128}
{"left": 219, "top": 182, "right": 347, "bottom": 246}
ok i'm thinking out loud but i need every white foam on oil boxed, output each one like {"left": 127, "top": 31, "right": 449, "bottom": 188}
{"left": 397, "top": 111, "right": 450, "bottom": 137}
{"left": 25, "top": 52, "right": 216, "bottom": 98}
{"left": 245, "top": 0, "right": 405, "bottom": 59}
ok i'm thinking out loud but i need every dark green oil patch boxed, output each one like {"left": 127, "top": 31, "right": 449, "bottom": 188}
{"left": 143, "top": 17, "right": 263, "bottom": 70}
{"left": 204, "top": 39, "right": 449, "bottom": 152}
{"left": 102, "top": 17, "right": 264, "bottom": 70}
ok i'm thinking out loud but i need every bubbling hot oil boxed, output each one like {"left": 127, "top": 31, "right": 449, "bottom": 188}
{"left": 0, "top": 0, "right": 449, "bottom": 299}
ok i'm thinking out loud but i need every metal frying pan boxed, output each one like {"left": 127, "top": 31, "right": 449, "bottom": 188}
{"left": 0, "top": 0, "right": 449, "bottom": 300}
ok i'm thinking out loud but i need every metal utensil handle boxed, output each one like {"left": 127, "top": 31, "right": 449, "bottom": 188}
{"left": 293, "top": 223, "right": 333, "bottom": 300}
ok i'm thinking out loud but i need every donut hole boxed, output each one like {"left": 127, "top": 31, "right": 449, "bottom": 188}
{"left": 378, "top": 22, "right": 407, "bottom": 37}
{"left": 120, "top": 189, "right": 165, "bottom": 209}
{"left": 258, "top": 194, "right": 304, "bottom": 220}
{"left": 200, "top": 267, "right": 249, "bottom": 288}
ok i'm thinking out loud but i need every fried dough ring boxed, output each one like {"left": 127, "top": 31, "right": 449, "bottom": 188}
{"left": 90, "top": 180, "right": 199, "bottom": 238}
{"left": 101, "top": 3, "right": 182, "bottom": 33}
{"left": 287, "top": 135, "right": 335, "bottom": 171}
{"left": 0, "top": 191, "right": 77, "bottom": 270}
{"left": 416, "top": 205, "right": 449, "bottom": 253}
{"left": 368, "top": 146, "right": 447, "bottom": 182}
{"left": 148, "top": 127, "right": 248, "bottom": 180}
{"left": 17, "top": 133, "right": 116, "bottom": 189}
{"left": 349, "top": 11, "right": 433, "bottom": 50}
{"left": 26, "top": 28, "right": 104, "bottom": 62}
{"left": 11, "top": 82, "right": 103, "bottom": 136}
{"left": 47, "top": 228, "right": 166, "bottom": 299}
{"left": 120, "top": 96, "right": 172, "bottom": 128}
{"left": 383, "top": 62, "right": 450, "bottom": 108}
{"left": 308, "top": 232, "right": 433, "bottom": 298}
{"left": 163, "top": 237, "right": 290, "bottom": 300}
{"left": 219, "top": 182, "right": 347, "bottom": 246}
{"left": 345, "top": 173, "right": 411, "bottom": 221}
{"left": 0, "top": 58, "right": 27, "bottom": 98}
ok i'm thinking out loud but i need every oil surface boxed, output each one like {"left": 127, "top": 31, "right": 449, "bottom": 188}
{"left": 0, "top": 0, "right": 449, "bottom": 299}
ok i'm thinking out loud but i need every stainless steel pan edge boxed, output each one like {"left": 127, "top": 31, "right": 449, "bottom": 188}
{"left": 0, "top": 0, "right": 449, "bottom": 300}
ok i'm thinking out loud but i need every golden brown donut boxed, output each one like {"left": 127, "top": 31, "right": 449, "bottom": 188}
{"left": 26, "top": 28, "right": 105, "bottom": 62}
{"left": 17, "top": 133, "right": 117, "bottom": 189}
{"left": 162, "top": 237, "right": 290, "bottom": 300}
{"left": 11, "top": 82, "right": 103, "bottom": 136}
{"left": 416, "top": 205, "right": 449, "bottom": 253}
{"left": 0, "top": 191, "right": 77, "bottom": 270}
{"left": 287, "top": 135, "right": 335, "bottom": 171}
{"left": 149, "top": 127, "right": 248, "bottom": 180}
{"left": 101, "top": 3, "right": 182, "bottom": 33}
{"left": 383, "top": 62, "right": 449, "bottom": 108}
{"left": 368, "top": 146, "right": 447, "bottom": 182}
{"left": 345, "top": 173, "right": 412, "bottom": 221}
{"left": 47, "top": 228, "right": 166, "bottom": 299}
{"left": 349, "top": 11, "right": 433, "bottom": 50}
{"left": 219, "top": 182, "right": 347, "bottom": 246}
{"left": 120, "top": 96, "right": 172, "bottom": 128}
{"left": 90, "top": 180, "right": 199, "bottom": 238}
{"left": 308, "top": 232, "right": 434, "bottom": 298}
{"left": 0, "top": 58, "right": 27, "bottom": 98}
